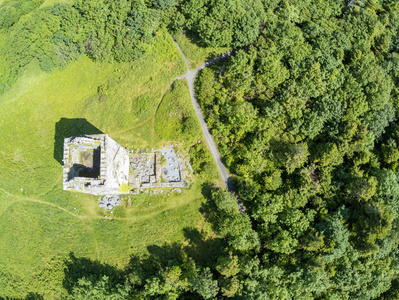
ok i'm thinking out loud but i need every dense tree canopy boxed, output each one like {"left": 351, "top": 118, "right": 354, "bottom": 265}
{"left": 0, "top": 0, "right": 264, "bottom": 92}
{"left": 0, "top": 0, "right": 161, "bottom": 92}
{"left": 194, "top": 0, "right": 399, "bottom": 298}
{"left": 180, "top": 0, "right": 264, "bottom": 47}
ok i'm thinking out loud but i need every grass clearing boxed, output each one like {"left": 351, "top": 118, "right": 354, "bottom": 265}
{"left": 173, "top": 32, "right": 231, "bottom": 69}
{"left": 0, "top": 29, "right": 217, "bottom": 298}
{"left": 40, "top": 0, "right": 72, "bottom": 7}
{"left": 155, "top": 79, "right": 202, "bottom": 144}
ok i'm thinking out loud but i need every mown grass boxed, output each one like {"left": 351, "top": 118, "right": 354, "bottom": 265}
{"left": 173, "top": 32, "right": 231, "bottom": 69}
{"left": 0, "top": 29, "right": 217, "bottom": 298}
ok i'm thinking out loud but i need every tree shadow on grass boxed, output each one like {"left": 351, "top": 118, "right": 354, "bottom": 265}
{"left": 182, "top": 30, "right": 207, "bottom": 49}
{"left": 60, "top": 181, "right": 229, "bottom": 295}
{"left": 122, "top": 242, "right": 188, "bottom": 291}
{"left": 125, "top": 228, "right": 226, "bottom": 281}
{"left": 183, "top": 228, "right": 225, "bottom": 267}
{"left": 53, "top": 118, "right": 103, "bottom": 165}
{"left": 181, "top": 30, "right": 233, "bottom": 63}
{"left": 24, "top": 294, "right": 43, "bottom": 300}
{"left": 147, "top": 229, "right": 225, "bottom": 269}
{"left": 62, "top": 252, "right": 124, "bottom": 294}
{"left": 200, "top": 181, "right": 215, "bottom": 200}
{"left": 1, "top": 293, "right": 44, "bottom": 300}
{"left": 199, "top": 181, "right": 221, "bottom": 230}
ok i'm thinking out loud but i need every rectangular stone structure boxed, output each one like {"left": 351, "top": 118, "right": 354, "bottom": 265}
{"left": 63, "top": 134, "right": 130, "bottom": 195}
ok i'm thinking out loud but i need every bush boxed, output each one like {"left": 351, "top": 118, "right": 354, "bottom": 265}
{"left": 152, "top": 0, "right": 177, "bottom": 10}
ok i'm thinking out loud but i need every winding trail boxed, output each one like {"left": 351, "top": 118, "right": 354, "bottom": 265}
{"left": 0, "top": 187, "right": 192, "bottom": 221}
{"left": 0, "top": 187, "right": 86, "bottom": 219}
{"left": 172, "top": 39, "right": 234, "bottom": 190}
{"left": 170, "top": 37, "right": 245, "bottom": 211}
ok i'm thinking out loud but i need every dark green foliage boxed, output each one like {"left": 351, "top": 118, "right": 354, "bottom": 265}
{"left": 181, "top": 0, "right": 264, "bottom": 47}
{"left": 151, "top": 0, "right": 177, "bottom": 10}
{"left": 162, "top": 8, "right": 186, "bottom": 34}
{"left": 0, "top": 0, "right": 160, "bottom": 93}
{"left": 72, "top": 276, "right": 131, "bottom": 300}
{"left": 189, "top": 142, "right": 217, "bottom": 178}
{"left": 0, "top": 0, "right": 44, "bottom": 29}
{"left": 189, "top": 267, "right": 219, "bottom": 299}
{"left": 211, "top": 189, "right": 260, "bottom": 252}
{"left": 143, "top": 265, "right": 189, "bottom": 299}
{"left": 192, "top": 0, "right": 399, "bottom": 298}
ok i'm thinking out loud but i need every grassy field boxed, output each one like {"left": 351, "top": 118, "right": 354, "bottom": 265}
{"left": 40, "top": 0, "right": 72, "bottom": 7}
{"left": 155, "top": 79, "right": 202, "bottom": 144}
{"left": 173, "top": 32, "right": 231, "bottom": 69}
{"left": 0, "top": 29, "right": 217, "bottom": 298}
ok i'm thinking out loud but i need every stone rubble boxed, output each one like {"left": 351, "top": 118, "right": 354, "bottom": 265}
{"left": 99, "top": 195, "right": 121, "bottom": 209}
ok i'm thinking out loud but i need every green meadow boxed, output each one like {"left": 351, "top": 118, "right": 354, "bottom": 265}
{"left": 0, "top": 29, "right": 216, "bottom": 297}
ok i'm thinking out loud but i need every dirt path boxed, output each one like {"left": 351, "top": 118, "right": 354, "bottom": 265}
{"left": 170, "top": 36, "right": 245, "bottom": 211}
{"left": 0, "top": 187, "right": 196, "bottom": 221}
{"left": 171, "top": 38, "right": 234, "bottom": 190}
{"left": 0, "top": 187, "right": 86, "bottom": 218}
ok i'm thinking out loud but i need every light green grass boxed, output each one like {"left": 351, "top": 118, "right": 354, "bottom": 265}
{"left": 155, "top": 79, "right": 202, "bottom": 144}
{"left": 0, "top": 29, "right": 217, "bottom": 298}
{"left": 173, "top": 32, "right": 231, "bottom": 69}
{"left": 40, "top": 0, "right": 72, "bottom": 8}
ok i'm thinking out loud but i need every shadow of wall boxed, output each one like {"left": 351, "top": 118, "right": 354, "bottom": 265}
{"left": 54, "top": 118, "right": 103, "bottom": 165}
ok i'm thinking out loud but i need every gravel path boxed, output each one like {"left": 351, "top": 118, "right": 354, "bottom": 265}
{"left": 172, "top": 40, "right": 234, "bottom": 189}
{"left": 171, "top": 37, "right": 245, "bottom": 211}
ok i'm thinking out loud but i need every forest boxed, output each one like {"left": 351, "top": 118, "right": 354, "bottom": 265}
{"left": 2, "top": 0, "right": 399, "bottom": 299}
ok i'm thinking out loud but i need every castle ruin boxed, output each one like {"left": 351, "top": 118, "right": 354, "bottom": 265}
{"left": 62, "top": 134, "right": 188, "bottom": 195}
